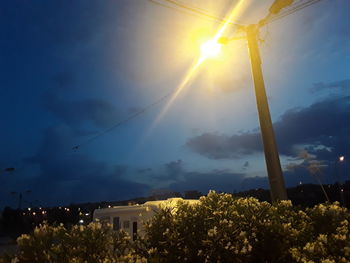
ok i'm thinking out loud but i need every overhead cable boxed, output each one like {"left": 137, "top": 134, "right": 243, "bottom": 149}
{"left": 72, "top": 89, "right": 175, "bottom": 150}
{"left": 260, "top": 0, "right": 323, "bottom": 25}
{"left": 148, "top": 0, "right": 243, "bottom": 27}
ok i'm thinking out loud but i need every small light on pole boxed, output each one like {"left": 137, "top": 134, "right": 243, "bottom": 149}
{"left": 335, "top": 155, "right": 345, "bottom": 206}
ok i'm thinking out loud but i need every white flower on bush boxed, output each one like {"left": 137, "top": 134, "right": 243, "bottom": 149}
{"left": 147, "top": 247, "right": 157, "bottom": 255}
{"left": 17, "top": 234, "right": 30, "bottom": 242}
{"left": 207, "top": 226, "right": 218, "bottom": 237}
{"left": 321, "top": 259, "right": 336, "bottom": 263}
{"left": 224, "top": 242, "right": 231, "bottom": 250}
{"left": 303, "top": 242, "right": 315, "bottom": 253}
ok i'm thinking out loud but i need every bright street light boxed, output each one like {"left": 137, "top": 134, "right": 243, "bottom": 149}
{"left": 200, "top": 39, "right": 222, "bottom": 60}
{"left": 339, "top": 156, "right": 345, "bottom": 162}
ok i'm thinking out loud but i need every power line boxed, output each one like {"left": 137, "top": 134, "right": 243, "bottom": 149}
{"left": 72, "top": 89, "right": 175, "bottom": 150}
{"left": 260, "top": 0, "right": 324, "bottom": 25}
{"left": 73, "top": 1, "right": 244, "bottom": 151}
{"left": 148, "top": 0, "right": 243, "bottom": 27}
{"left": 74, "top": 0, "right": 327, "bottom": 150}
{"left": 150, "top": 0, "right": 325, "bottom": 28}
{"left": 161, "top": 0, "right": 244, "bottom": 25}
{"left": 148, "top": 0, "right": 225, "bottom": 24}
{"left": 271, "top": 0, "right": 322, "bottom": 22}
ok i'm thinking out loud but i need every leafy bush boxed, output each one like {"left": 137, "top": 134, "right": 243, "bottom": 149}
{"left": 2, "top": 192, "right": 349, "bottom": 263}
{"left": 143, "top": 191, "right": 350, "bottom": 263}
{"left": 1, "top": 222, "right": 146, "bottom": 263}
{"left": 290, "top": 203, "right": 350, "bottom": 263}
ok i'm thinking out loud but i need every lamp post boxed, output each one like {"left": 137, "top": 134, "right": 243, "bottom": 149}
{"left": 245, "top": 24, "right": 288, "bottom": 202}
{"left": 208, "top": 24, "right": 288, "bottom": 202}
{"left": 199, "top": 0, "right": 298, "bottom": 202}
{"left": 335, "top": 155, "right": 345, "bottom": 206}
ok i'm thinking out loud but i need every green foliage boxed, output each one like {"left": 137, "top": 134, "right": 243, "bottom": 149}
{"left": 1, "top": 222, "right": 146, "bottom": 263}
{"left": 2, "top": 192, "right": 349, "bottom": 263}
{"left": 143, "top": 191, "right": 350, "bottom": 263}
{"left": 290, "top": 203, "right": 350, "bottom": 263}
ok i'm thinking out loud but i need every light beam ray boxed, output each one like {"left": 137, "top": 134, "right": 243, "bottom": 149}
{"left": 144, "top": 0, "right": 247, "bottom": 138}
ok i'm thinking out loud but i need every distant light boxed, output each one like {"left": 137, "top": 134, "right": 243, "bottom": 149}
{"left": 79, "top": 219, "right": 84, "bottom": 224}
{"left": 341, "top": 189, "right": 344, "bottom": 192}
{"left": 85, "top": 213, "right": 89, "bottom": 216}
{"left": 39, "top": 207, "right": 42, "bottom": 210}
{"left": 108, "top": 205, "right": 111, "bottom": 208}
{"left": 66, "top": 208, "right": 70, "bottom": 212}
{"left": 339, "top": 156, "right": 345, "bottom": 162}
{"left": 299, "top": 181, "right": 302, "bottom": 185}
{"left": 32, "top": 212, "right": 36, "bottom": 216}
{"left": 28, "top": 208, "right": 31, "bottom": 211}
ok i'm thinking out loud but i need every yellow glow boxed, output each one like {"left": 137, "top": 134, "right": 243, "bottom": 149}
{"left": 152, "top": 57, "right": 203, "bottom": 125}
{"left": 200, "top": 40, "right": 222, "bottom": 59}
{"left": 160, "top": 0, "right": 246, "bottom": 113}
{"left": 142, "top": 0, "right": 247, "bottom": 138}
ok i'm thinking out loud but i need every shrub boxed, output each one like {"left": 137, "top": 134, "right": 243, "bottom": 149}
{"left": 143, "top": 191, "right": 350, "bottom": 263}
{"left": 2, "top": 192, "right": 349, "bottom": 263}
{"left": 1, "top": 222, "right": 146, "bottom": 263}
{"left": 290, "top": 203, "right": 350, "bottom": 263}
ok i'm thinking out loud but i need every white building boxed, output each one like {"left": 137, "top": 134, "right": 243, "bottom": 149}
{"left": 93, "top": 198, "right": 199, "bottom": 240}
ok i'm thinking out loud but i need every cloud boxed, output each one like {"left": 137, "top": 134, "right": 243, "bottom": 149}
{"left": 2, "top": 125, "right": 150, "bottom": 207}
{"left": 150, "top": 160, "right": 184, "bottom": 181}
{"left": 169, "top": 169, "right": 246, "bottom": 194}
{"left": 186, "top": 132, "right": 262, "bottom": 159}
{"left": 137, "top": 168, "right": 152, "bottom": 174}
{"left": 243, "top": 161, "right": 249, "bottom": 170}
{"left": 312, "top": 79, "right": 350, "bottom": 93}
{"left": 0, "top": 1, "right": 136, "bottom": 48}
{"left": 165, "top": 160, "right": 183, "bottom": 178}
{"left": 52, "top": 72, "right": 76, "bottom": 89}
{"left": 44, "top": 93, "right": 122, "bottom": 129}
{"left": 186, "top": 94, "right": 350, "bottom": 162}
{"left": 163, "top": 164, "right": 330, "bottom": 194}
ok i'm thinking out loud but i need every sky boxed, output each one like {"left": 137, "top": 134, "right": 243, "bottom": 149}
{"left": 1, "top": 0, "right": 349, "bottom": 208}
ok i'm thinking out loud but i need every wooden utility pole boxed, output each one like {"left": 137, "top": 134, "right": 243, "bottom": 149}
{"left": 246, "top": 24, "right": 288, "bottom": 202}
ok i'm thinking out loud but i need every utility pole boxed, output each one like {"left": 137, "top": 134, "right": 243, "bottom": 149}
{"left": 11, "top": 190, "right": 31, "bottom": 210}
{"left": 246, "top": 24, "right": 288, "bottom": 202}
{"left": 149, "top": 0, "right": 324, "bottom": 202}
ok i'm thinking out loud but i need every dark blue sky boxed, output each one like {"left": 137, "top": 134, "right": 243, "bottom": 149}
{"left": 1, "top": 0, "right": 349, "bottom": 208}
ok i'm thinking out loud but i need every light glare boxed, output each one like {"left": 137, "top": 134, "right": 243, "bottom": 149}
{"left": 200, "top": 40, "right": 222, "bottom": 59}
